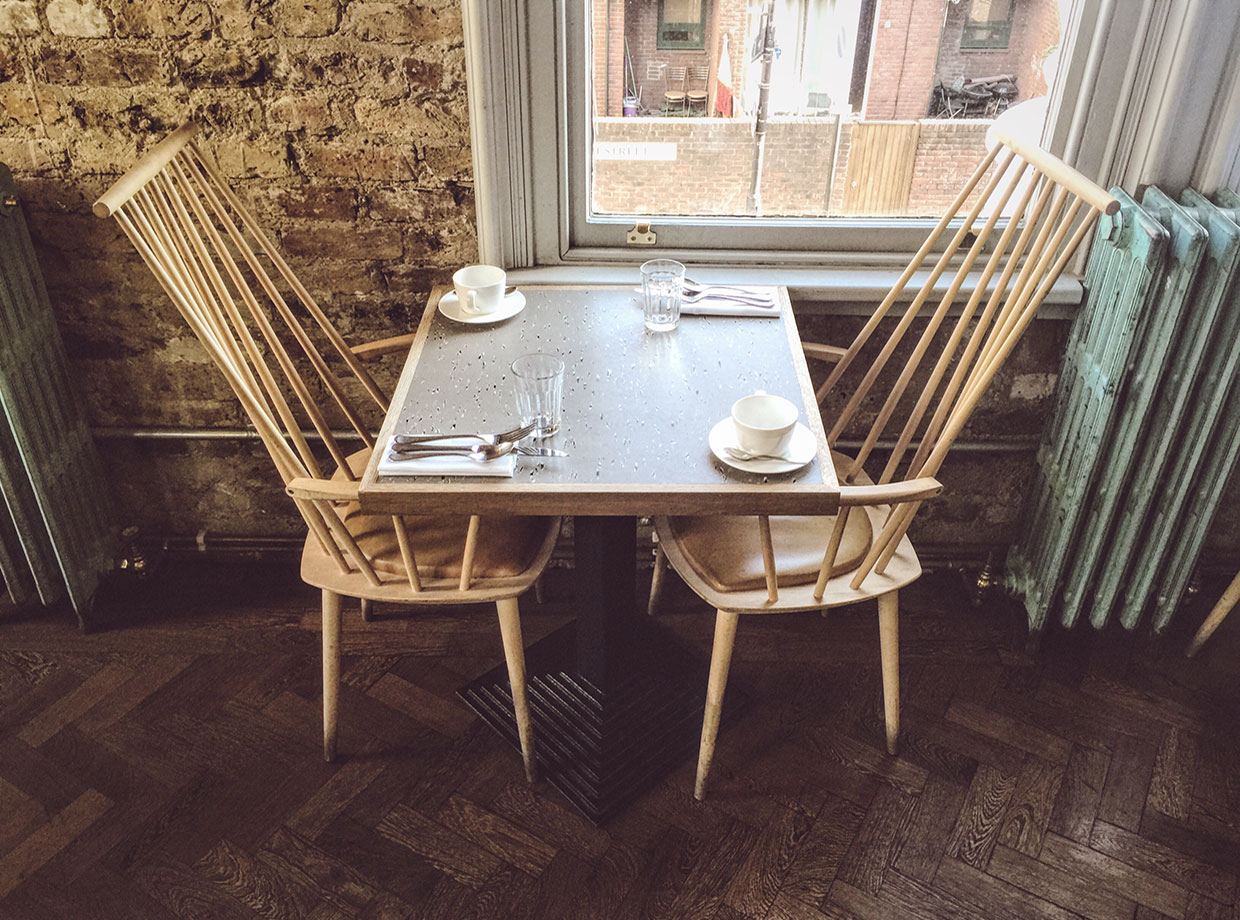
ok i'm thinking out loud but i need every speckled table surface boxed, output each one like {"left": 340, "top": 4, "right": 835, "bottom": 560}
{"left": 360, "top": 284, "right": 838, "bottom": 516}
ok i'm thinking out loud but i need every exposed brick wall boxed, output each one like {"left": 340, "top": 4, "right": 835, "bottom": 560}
{"left": 865, "top": 0, "right": 1058, "bottom": 118}
{"left": 593, "top": 116, "right": 988, "bottom": 217}
{"left": 593, "top": 117, "right": 838, "bottom": 216}
{"left": 907, "top": 119, "right": 991, "bottom": 214}
{"left": 864, "top": 0, "right": 948, "bottom": 119}
{"left": 0, "top": 0, "right": 475, "bottom": 537}
{"left": 934, "top": 0, "right": 1059, "bottom": 101}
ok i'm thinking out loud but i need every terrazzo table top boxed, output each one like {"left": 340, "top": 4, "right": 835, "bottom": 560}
{"left": 359, "top": 285, "right": 838, "bottom": 516}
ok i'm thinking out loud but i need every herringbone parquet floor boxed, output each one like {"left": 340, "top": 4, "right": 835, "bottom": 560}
{"left": 1, "top": 559, "right": 1238, "bottom": 919}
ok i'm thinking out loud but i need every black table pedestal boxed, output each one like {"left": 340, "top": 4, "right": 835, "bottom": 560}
{"left": 458, "top": 516, "right": 741, "bottom": 823}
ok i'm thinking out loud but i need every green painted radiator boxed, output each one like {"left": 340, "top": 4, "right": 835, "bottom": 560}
{"left": 1007, "top": 186, "right": 1240, "bottom": 636}
{"left": 0, "top": 163, "right": 118, "bottom": 627}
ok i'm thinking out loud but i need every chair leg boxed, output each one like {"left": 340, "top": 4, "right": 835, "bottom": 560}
{"left": 496, "top": 597, "right": 538, "bottom": 783}
{"left": 1187, "top": 567, "right": 1240, "bottom": 656}
{"left": 322, "top": 589, "right": 342, "bottom": 762}
{"left": 878, "top": 590, "right": 900, "bottom": 755}
{"left": 360, "top": 598, "right": 374, "bottom": 622}
{"left": 648, "top": 543, "right": 669, "bottom": 616}
{"left": 695, "top": 609, "right": 739, "bottom": 801}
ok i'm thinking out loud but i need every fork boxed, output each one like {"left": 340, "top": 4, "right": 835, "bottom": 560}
{"left": 681, "top": 288, "right": 776, "bottom": 307}
{"left": 683, "top": 279, "right": 775, "bottom": 299}
{"left": 393, "top": 420, "right": 538, "bottom": 447}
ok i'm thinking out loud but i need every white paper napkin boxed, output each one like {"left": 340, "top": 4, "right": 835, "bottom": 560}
{"left": 377, "top": 436, "right": 515, "bottom": 477}
{"left": 681, "top": 291, "right": 780, "bottom": 317}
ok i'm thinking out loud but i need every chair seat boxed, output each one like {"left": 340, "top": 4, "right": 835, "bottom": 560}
{"left": 665, "top": 91, "right": 687, "bottom": 102}
{"left": 301, "top": 449, "right": 559, "bottom": 599}
{"left": 664, "top": 506, "right": 872, "bottom": 593}
{"left": 654, "top": 451, "right": 921, "bottom": 612}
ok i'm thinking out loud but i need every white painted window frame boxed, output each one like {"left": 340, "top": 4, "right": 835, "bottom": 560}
{"left": 462, "top": 0, "right": 1240, "bottom": 272}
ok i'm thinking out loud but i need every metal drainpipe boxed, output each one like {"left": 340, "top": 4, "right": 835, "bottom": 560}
{"left": 99, "top": 428, "right": 1040, "bottom": 565}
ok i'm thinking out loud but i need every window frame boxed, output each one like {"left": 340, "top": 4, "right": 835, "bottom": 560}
{"left": 961, "top": 0, "right": 1017, "bottom": 50}
{"left": 462, "top": 0, "right": 1240, "bottom": 272}
{"left": 657, "top": 0, "right": 708, "bottom": 50}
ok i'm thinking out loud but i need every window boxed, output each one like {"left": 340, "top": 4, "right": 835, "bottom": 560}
{"left": 961, "top": 0, "right": 1016, "bottom": 50}
{"left": 658, "top": 0, "right": 708, "bottom": 50}
{"left": 461, "top": 0, "right": 1240, "bottom": 270}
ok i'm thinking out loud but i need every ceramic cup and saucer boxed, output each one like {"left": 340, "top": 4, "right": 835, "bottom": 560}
{"left": 709, "top": 390, "right": 816, "bottom": 473}
{"left": 439, "top": 264, "right": 527, "bottom": 324}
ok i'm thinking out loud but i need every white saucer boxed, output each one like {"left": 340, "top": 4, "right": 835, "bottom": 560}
{"left": 709, "top": 418, "right": 816, "bottom": 474}
{"left": 438, "top": 289, "right": 526, "bottom": 324}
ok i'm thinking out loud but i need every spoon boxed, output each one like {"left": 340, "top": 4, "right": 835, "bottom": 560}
{"left": 725, "top": 446, "right": 791, "bottom": 462}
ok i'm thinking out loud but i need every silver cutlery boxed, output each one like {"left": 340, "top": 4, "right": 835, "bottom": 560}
{"left": 683, "top": 279, "right": 776, "bottom": 300}
{"left": 393, "top": 420, "right": 538, "bottom": 447}
{"left": 725, "top": 446, "right": 791, "bottom": 462}
{"left": 388, "top": 442, "right": 567, "bottom": 462}
{"left": 681, "top": 289, "right": 776, "bottom": 307}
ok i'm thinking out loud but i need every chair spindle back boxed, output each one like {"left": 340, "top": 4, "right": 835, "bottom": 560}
{"left": 809, "top": 128, "right": 1118, "bottom": 588}
{"left": 94, "top": 123, "right": 402, "bottom": 585}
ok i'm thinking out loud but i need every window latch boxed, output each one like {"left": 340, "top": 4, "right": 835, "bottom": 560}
{"left": 627, "top": 222, "right": 657, "bottom": 246}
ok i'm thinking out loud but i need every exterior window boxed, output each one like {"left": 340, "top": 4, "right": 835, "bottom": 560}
{"left": 961, "top": 0, "right": 1016, "bottom": 50}
{"left": 463, "top": 0, "right": 1206, "bottom": 268}
{"left": 658, "top": 0, "right": 707, "bottom": 50}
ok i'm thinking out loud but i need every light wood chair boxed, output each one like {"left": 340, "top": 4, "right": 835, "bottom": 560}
{"left": 664, "top": 65, "right": 688, "bottom": 114}
{"left": 686, "top": 64, "right": 710, "bottom": 115}
{"left": 648, "top": 128, "right": 1119, "bottom": 799}
{"left": 92, "top": 123, "right": 560, "bottom": 780}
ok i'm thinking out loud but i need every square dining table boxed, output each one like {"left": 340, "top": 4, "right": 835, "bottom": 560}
{"left": 359, "top": 283, "right": 840, "bottom": 820}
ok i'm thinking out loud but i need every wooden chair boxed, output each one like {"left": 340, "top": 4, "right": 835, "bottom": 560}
{"left": 647, "top": 129, "right": 1119, "bottom": 799}
{"left": 686, "top": 64, "right": 710, "bottom": 115}
{"left": 664, "top": 65, "right": 688, "bottom": 114}
{"left": 92, "top": 123, "right": 560, "bottom": 780}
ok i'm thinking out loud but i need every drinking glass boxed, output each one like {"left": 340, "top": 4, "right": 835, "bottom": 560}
{"left": 640, "top": 258, "right": 685, "bottom": 332}
{"left": 511, "top": 353, "right": 565, "bottom": 438}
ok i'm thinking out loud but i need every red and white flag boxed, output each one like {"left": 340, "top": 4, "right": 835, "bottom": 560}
{"left": 714, "top": 33, "right": 733, "bottom": 117}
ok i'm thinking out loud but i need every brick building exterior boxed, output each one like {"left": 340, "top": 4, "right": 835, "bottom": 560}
{"left": 596, "top": 0, "right": 748, "bottom": 117}
{"left": 865, "top": 0, "right": 1059, "bottom": 118}
{"left": 594, "top": 115, "right": 989, "bottom": 216}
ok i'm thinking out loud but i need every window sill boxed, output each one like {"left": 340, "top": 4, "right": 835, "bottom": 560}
{"left": 506, "top": 266, "right": 1084, "bottom": 319}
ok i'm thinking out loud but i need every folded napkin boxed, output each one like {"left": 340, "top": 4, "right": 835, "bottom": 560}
{"left": 377, "top": 436, "right": 515, "bottom": 477}
{"left": 681, "top": 291, "right": 780, "bottom": 317}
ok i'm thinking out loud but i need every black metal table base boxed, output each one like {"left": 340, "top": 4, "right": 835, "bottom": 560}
{"left": 459, "top": 618, "right": 741, "bottom": 823}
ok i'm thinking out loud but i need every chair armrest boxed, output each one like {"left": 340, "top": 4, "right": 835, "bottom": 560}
{"left": 839, "top": 477, "right": 942, "bottom": 507}
{"left": 802, "top": 342, "right": 847, "bottom": 363}
{"left": 350, "top": 333, "right": 416, "bottom": 360}
{"left": 286, "top": 478, "right": 359, "bottom": 502}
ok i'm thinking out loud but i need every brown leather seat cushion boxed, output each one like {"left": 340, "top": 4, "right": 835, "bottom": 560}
{"left": 664, "top": 449, "right": 874, "bottom": 592}
{"left": 665, "top": 508, "right": 872, "bottom": 593}
{"left": 327, "top": 449, "right": 550, "bottom": 580}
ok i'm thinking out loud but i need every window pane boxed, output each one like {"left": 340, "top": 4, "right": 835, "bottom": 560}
{"left": 589, "top": 0, "right": 1061, "bottom": 220}
{"left": 664, "top": 0, "right": 702, "bottom": 22}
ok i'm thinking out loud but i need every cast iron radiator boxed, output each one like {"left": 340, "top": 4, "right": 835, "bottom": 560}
{"left": 0, "top": 163, "right": 118, "bottom": 628}
{"left": 1006, "top": 186, "right": 1240, "bottom": 637}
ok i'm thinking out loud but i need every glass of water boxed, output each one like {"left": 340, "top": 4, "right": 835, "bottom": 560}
{"left": 640, "top": 258, "right": 685, "bottom": 332}
{"left": 511, "top": 353, "right": 565, "bottom": 438}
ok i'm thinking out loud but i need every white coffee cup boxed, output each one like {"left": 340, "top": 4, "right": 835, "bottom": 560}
{"left": 453, "top": 264, "right": 506, "bottom": 315}
{"left": 731, "top": 390, "right": 798, "bottom": 455}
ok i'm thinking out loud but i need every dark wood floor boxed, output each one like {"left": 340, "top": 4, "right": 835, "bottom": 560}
{"left": 1, "top": 559, "right": 1239, "bottom": 920}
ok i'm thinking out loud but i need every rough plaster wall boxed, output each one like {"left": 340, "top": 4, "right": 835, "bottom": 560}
{"left": 0, "top": 0, "right": 476, "bottom": 538}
